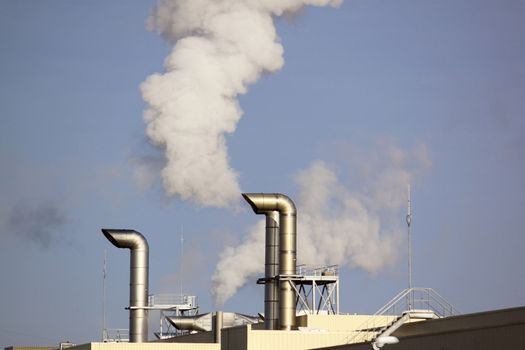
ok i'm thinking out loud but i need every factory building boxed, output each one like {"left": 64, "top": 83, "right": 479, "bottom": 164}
{"left": 6, "top": 193, "right": 525, "bottom": 350}
{"left": 323, "top": 305, "right": 525, "bottom": 350}
{"left": 7, "top": 307, "right": 525, "bottom": 350}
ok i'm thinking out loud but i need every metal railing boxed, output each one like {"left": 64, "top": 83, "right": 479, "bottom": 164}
{"left": 375, "top": 288, "right": 460, "bottom": 317}
{"left": 297, "top": 264, "right": 339, "bottom": 276}
{"left": 345, "top": 315, "right": 399, "bottom": 344}
{"left": 346, "top": 287, "right": 460, "bottom": 345}
{"left": 148, "top": 294, "right": 197, "bottom": 307}
{"left": 103, "top": 328, "right": 129, "bottom": 342}
{"left": 59, "top": 342, "right": 76, "bottom": 350}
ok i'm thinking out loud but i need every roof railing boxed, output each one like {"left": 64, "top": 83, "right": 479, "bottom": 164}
{"left": 346, "top": 287, "right": 460, "bottom": 345}
{"left": 375, "top": 287, "right": 460, "bottom": 317}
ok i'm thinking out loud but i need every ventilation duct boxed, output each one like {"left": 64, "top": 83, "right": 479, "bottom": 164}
{"left": 242, "top": 193, "right": 297, "bottom": 330}
{"left": 102, "top": 229, "right": 149, "bottom": 343}
{"left": 166, "top": 311, "right": 259, "bottom": 334}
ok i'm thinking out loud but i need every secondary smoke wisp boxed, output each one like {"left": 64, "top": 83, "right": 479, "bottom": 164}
{"left": 212, "top": 144, "right": 431, "bottom": 305}
{"left": 141, "top": 0, "right": 342, "bottom": 207}
{"left": 7, "top": 201, "right": 66, "bottom": 249}
{"left": 212, "top": 220, "right": 266, "bottom": 306}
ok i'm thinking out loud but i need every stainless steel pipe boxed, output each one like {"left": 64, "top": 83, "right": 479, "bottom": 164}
{"left": 102, "top": 229, "right": 149, "bottom": 342}
{"left": 264, "top": 211, "right": 279, "bottom": 330}
{"left": 167, "top": 311, "right": 259, "bottom": 333}
{"left": 214, "top": 311, "right": 223, "bottom": 344}
{"left": 242, "top": 193, "right": 297, "bottom": 330}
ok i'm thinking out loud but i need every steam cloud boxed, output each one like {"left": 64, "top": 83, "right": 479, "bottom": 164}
{"left": 212, "top": 220, "right": 266, "bottom": 305}
{"left": 212, "top": 144, "right": 431, "bottom": 305}
{"left": 141, "top": 0, "right": 342, "bottom": 207}
{"left": 131, "top": 155, "right": 164, "bottom": 191}
{"left": 7, "top": 202, "right": 66, "bottom": 249}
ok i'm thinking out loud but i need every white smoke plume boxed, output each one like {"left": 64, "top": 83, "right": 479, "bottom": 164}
{"left": 212, "top": 144, "right": 431, "bottom": 305}
{"left": 212, "top": 220, "right": 266, "bottom": 305}
{"left": 141, "top": 0, "right": 342, "bottom": 207}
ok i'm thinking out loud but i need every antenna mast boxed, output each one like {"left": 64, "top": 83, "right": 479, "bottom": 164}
{"left": 180, "top": 225, "right": 184, "bottom": 299}
{"left": 406, "top": 184, "right": 413, "bottom": 309}
{"left": 102, "top": 249, "right": 107, "bottom": 341}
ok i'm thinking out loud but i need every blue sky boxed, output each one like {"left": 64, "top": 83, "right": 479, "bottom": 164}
{"left": 1, "top": 0, "right": 524, "bottom": 346}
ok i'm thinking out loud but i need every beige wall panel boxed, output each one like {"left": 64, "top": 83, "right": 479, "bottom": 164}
{"left": 296, "top": 314, "right": 397, "bottom": 332}
{"left": 247, "top": 330, "right": 356, "bottom": 350}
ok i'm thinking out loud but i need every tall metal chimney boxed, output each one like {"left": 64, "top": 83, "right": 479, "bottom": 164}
{"left": 102, "top": 229, "right": 149, "bottom": 342}
{"left": 242, "top": 193, "right": 297, "bottom": 331}
{"left": 264, "top": 211, "right": 279, "bottom": 330}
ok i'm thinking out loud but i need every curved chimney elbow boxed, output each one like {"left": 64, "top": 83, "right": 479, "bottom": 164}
{"left": 242, "top": 193, "right": 296, "bottom": 215}
{"left": 102, "top": 229, "right": 148, "bottom": 251}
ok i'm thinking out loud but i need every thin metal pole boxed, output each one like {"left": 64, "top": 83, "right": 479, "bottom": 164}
{"left": 180, "top": 225, "right": 184, "bottom": 300}
{"left": 160, "top": 310, "right": 163, "bottom": 338}
{"left": 336, "top": 278, "right": 340, "bottom": 314}
{"left": 406, "top": 184, "right": 413, "bottom": 310}
{"left": 102, "top": 249, "right": 107, "bottom": 341}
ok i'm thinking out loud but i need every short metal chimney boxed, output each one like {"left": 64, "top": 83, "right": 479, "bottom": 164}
{"left": 102, "top": 229, "right": 149, "bottom": 342}
{"left": 242, "top": 193, "right": 297, "bottom": 330}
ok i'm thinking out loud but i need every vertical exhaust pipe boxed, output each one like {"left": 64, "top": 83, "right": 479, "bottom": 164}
{"left": 213, "top": 311, "right": 223, "bottom": 344}
{"left": 264, "top": 211, "right": 279, "bottom": 330}
{"left": 242, "top": 193, "right": 297, "bottom": 331}
{"left": 102, "top": 229, "right": 149, "bottom": 342}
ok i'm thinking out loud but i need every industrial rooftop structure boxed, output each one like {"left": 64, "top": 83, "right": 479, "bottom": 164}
{"left": 6, "top": 193, "right": 525, "bottom": 350}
